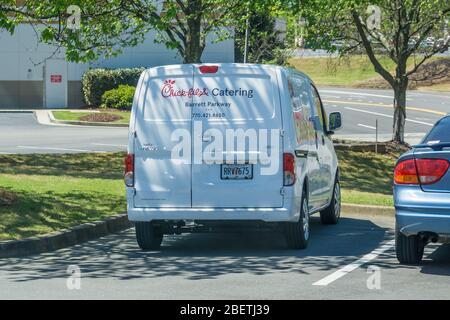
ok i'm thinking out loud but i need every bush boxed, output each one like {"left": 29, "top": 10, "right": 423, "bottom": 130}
{"left": 101, "top": 85, "right": 136, "bottom": 110}
{"left": 82, "top": 68, "right": 144, "bottom": 107}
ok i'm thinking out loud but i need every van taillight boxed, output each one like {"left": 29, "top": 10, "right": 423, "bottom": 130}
{"left": 283, "top": 153, "right": 296, "bottom": 186}
{"left": 199, "top": 65, "right": 219, "bottom": 74}
{"left": 394, "top": 158, "right": 449, "bottom": 185}
{"left": 124, "top": 154, "right": 135, "bottom": 187}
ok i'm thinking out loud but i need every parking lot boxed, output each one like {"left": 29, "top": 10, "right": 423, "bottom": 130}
{"left": 0, "top": 212, "right": 448, "bottom": 300}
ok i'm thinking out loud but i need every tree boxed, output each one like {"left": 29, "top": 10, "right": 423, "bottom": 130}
{"left": 235, "top": 13, "right": 287, "bottom": 64}
{"left": 0, "top": 0, "right": 277, "bottom": 64}
{"left": 297, "top": 0, "right": 450, "bottom": 143}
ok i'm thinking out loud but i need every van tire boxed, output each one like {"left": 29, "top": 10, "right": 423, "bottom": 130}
{"left": 135, "top": 222, "right": 163, "bottom": 251}
{"left": 320, "top": 180, "right": 341, "bottom": 225}
{"left": 396, "top": 228, "right": 424, "bottom": 265}
{"left": 284, "top": 190, "right": 309, "bottom": 250}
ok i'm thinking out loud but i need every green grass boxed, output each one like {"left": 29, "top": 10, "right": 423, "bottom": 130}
{"left": 289, "top": 55, "right": 413, "bottom": 87}
{"left": 337, "top": 150, "right": 400, "bottom": 207}
{"left": 52, "top": 110, "right": 131, "bottom": 124}
{"left": 0, "top": 153, "right": 126, "bottom": 241}
{"left": 0, "top": 150, "right": 397, "bottom": 240}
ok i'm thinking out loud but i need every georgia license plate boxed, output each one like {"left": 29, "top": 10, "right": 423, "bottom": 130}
{"left": 221, "top": 164, "right": 253, "bottom": 180}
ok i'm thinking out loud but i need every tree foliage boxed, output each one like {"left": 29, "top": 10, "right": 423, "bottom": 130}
{"left": 295, "top": 0, "right": 450, "bottom": 143}
{"left": 0, "top": 0, "right": 282, "bottom": 63}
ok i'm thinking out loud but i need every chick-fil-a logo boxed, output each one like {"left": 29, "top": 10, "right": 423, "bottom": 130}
{"left": 161, "top": 80, "right": 209, "bottom": 98}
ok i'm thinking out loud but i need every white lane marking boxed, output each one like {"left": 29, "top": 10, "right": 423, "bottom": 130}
{"left": 345, "top": 107, "right": 434, "bottom": 127}
{"left": 92, "top": 143, "right": 127, "bottom": 148}
{"left": 358, "top": 124, "right": 377, "bottom": 130}
{"left": 313, "top": 240, "right": 395, "bottom": 286}
{"left": 321, "top": 90, "right": 394, "bottom": 99}
{"left": 17, "top": 146, "right": 106, "bottom": 153}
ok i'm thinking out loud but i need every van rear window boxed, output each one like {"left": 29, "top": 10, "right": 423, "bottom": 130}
{"left": 191, "top": 76, "right": 277, "bottom": 121}
{"left": 143, "top": 77, "right": 192, "bottom": 121}
{"left": 143, "top": 75, "right": 278, "bottom": 122}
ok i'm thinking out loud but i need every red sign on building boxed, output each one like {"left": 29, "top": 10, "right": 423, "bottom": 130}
{"left": 50, "top": 75, "right": 62, "bottom": 83}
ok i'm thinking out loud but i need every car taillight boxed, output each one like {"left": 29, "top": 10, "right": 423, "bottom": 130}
{"left": 394, "top": 158, "right": 449, "bottom": 185}
{"left": 283, "top": 153, "right": 296, "bottom": 186}
{"left": 416, "top": 159, "right": 449, "bottom": 185}
{"left": 124, "top": 154, "right": 134, "bottom": 187}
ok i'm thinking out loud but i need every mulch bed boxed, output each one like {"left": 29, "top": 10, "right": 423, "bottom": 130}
{"left": 79, "top": 113, "right": 123, "bottom": 123}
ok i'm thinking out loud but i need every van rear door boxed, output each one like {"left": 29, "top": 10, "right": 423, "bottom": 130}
{"left": 191, "top": 65, "right": 283, "bottom": 208}
{"left": 134, "top": 65, "right": 193, "bottom": 208}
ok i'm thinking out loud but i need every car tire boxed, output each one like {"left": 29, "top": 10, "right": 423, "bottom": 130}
{"left": 135, "top": 222, "right": 163, "bottom": 251}
{"left": 284, "top": 190, "right": 309, "bottom": 250}
{"left": 396, "top": 228, "right": 424, "bottom": 265}
{"left": 320, "top": 180, "right": 341, "bottom": 225}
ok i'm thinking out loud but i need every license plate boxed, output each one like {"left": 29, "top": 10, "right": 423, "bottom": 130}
{"left": 221, "top": 164, "right": 253, "bottom": 180}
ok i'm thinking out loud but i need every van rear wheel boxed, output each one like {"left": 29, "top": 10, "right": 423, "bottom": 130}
{"left": 284, "top": 191, "right": 309, "bottom": 250}
{"left": 135, "top": 222, "right": 163, "bottom": 251}
{"left": 320, "top": 180, "right": 341, "bottom": 225}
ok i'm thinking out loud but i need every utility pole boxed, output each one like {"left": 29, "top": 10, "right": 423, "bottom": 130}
{"left": 244, "top": 17, "right": 250, "bottom": 63}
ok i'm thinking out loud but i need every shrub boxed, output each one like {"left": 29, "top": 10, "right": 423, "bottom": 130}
{"left": 101, "top": 85, "right": 136, "bottom": 110}
{"left": 82, "top": 68, "right": 144, "bottom": 107}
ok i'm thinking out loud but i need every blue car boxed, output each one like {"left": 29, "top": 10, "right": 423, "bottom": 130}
{"left": 394, "top": 115, "right": 450, "bottom": 264}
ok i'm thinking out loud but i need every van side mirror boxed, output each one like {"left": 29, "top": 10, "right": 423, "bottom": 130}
{"left": 328, "top": 112, "right": 342, "bottom": 133}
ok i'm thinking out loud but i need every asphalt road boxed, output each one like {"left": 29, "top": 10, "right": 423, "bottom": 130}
{"left": 0, "top": 212, "right": 448, "bottom": 299}
{"left": 321, "top": 88, "right": 449, "bottom": 144}
{"left": 0, "top": 112, "right": 128, "bottom": 154}
{"left": 0, "top": 88, "right": 449, "bottom": 154}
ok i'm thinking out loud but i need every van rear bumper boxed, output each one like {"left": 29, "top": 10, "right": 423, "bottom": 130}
{"left": 128, "top": 206, "right": 298, "bottom": 223}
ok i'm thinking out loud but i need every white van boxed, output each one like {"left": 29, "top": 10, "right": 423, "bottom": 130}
{"left": 125, "top": 64, "right": 342, "bottom": 250}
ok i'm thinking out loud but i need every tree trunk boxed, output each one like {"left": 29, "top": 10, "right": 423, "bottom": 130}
{"left": 392, "top": 78, "right": 408, "bottom": 144}
{"left": 183, "top": 0, "right": 203, "bottom": 63}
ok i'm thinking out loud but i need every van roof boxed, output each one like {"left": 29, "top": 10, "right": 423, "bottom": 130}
{"left": 144, "top": 63, "right": 313, "bottom": 83}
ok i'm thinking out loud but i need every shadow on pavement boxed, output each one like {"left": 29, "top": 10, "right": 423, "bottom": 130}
{"left": 0, "top": 216, "right": 399, "bottom": 282}
{"left": 420, "top": 244, "right": 450, "bottom": 276}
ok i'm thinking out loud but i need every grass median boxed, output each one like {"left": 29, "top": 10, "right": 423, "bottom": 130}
{"left": 0, "top": 150, "right": 399, "bottom": 241}
{"left": 337, "top": 149, "right": 399, "bottom": 207}
{"left": 0, "top": 153, "right": 126, "bottom": 241}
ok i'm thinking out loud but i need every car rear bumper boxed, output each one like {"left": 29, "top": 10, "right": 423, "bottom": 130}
{"left": 395, "top": 186, "right": 450, "bottom": 237}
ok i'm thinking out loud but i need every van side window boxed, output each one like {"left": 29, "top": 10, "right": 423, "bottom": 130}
{"left": 289, "top": 75, "right": 314, "bottom": 144}
{"left": 311, "top": 85, "right": 327, "bottom": 132}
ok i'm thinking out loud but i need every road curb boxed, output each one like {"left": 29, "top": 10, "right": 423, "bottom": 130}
{"left": 48, "top": 111, "right": 128, "bottom": 128}
{"left": 342, "top": 203, "right": 395, "bottom": 217}
{"left": 0, "top": 110, "right": 34, "bottom": 114}
{"left": 0, "top": 214, "right": 133, "bottom": 258}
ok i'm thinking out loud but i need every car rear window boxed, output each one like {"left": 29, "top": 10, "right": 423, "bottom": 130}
{"left": 423, "top": 116, "right": 450, "bottom": 143}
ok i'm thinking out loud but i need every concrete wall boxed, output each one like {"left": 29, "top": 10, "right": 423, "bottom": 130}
{"left": 0, "top": 24, "right": 235, "bottom": 108}
{"left": 0, "top": 81, "right": 43, "bottom": 109}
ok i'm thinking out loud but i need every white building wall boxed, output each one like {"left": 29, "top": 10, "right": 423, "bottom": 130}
{"left": 0, "top": 24, "right": 235, "bottom": 108}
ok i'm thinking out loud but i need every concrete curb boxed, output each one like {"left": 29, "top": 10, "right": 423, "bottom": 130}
{"left": 0, "top": 214, "right": 133, "bottom": 258}
{"left": 342, "top": 203, "right": 395, "bottom": 217}
{"left": 48, "top": 111, "right": 128, "bottom": 128}
{"left": 0, "top": 110, "right": 34, "bottom": 113}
